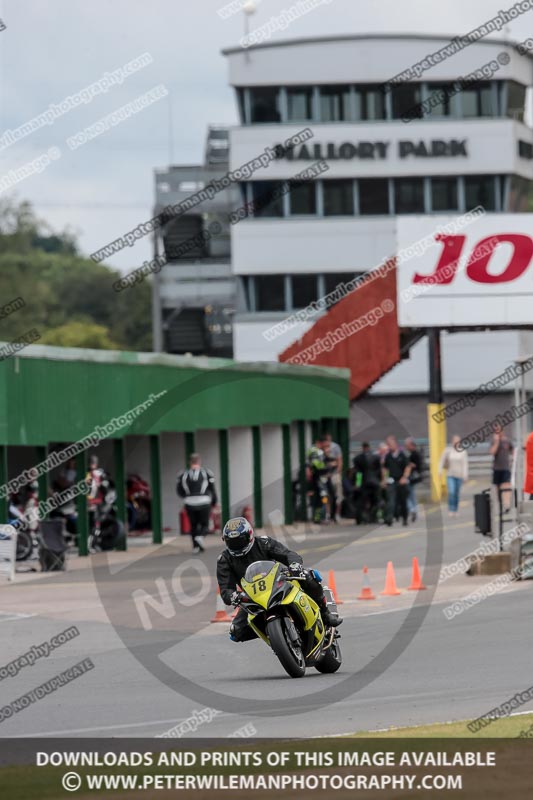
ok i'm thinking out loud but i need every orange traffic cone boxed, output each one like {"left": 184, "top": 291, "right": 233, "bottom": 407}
{"left": 327, "top": 569, "right": 344, "bottom": 605}
{"left": 408, "top": 557, "right": 427, "bottom": 590}
{"left": 357, "top": 566, "right": 376, "bottom": 600}
{"left": 380, "top": 561, "right": 401, "bottom": 596}
{"left": 210, "top": 587, "right": 233, "bottom": 623}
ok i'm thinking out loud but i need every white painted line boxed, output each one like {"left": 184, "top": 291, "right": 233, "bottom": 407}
{"left": 0, "top": 612, "right": 36, "bottom": 623}
{"left": 13, "top": 714, "right": 229, "bottom": 737}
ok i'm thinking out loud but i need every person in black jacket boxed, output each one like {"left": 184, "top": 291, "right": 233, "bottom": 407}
{"left": 217, "top": 517, "right": 342, "bottom": 642}
{"left": 382, "top": 435, "right": 412, "bottom": 527}
{"left": 352, "top": 442, "right": 382, "bottom": 523}
{"left": 177, "top": 453, "right": 217, "bottom": 553}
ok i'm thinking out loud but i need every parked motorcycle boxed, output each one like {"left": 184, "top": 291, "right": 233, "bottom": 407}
{"left": 88, "top": 486, "right": 125, "bottom": 552}
{"left": 126, "top": 473, "right": 151, "bottom": 531}
{"left": 9, "top": 483, "right": 39, "bottom": 561}
{"left": 238, "top": 559, "right": 342, "bottom": 678}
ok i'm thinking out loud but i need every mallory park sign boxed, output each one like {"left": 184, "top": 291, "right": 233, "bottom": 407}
{"left": 273, "top": 139, "right": 468, "bottom": 160}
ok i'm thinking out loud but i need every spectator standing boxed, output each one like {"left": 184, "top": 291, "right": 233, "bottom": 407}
{"left": 322, "top": 432, "right": 342, "bottom": 521}
{"left": 382, "top": 435, "right": 411, "bottom": 526}
{"left": 439, "top": 435, "right": 469, "bottom": 516}
{"left": 353, "top": 442, "right": 381, "bottom": 524}
{"left": 177, "top": 453, "right": 217, "bottom": 553}
{"left": 404, "top": 437, "right": 423, "bottom": 523}
{"left": 490, "top": 424, "right": 514, "bottom": 513}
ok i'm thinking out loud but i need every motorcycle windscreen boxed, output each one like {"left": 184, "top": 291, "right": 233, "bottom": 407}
{"left": 241, "top": 560, "right": 280, "bottom": 609}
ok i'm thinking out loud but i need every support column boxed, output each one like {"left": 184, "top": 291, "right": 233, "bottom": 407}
{"left": 338, "top": 417, "right": 350, "bottom": 474}
{"left": 252, "top": 426, "right": 263, "bottom": 528}
{"left": 297, "top": 420, "right": 307, "bottom": 522}
{"left": 427, "top": 329, "right": 447, "bottom": 502}
{"left": 150, "top": 434, "right": 162, "bottom": 544}
{"left": 218, "top": 429, "right": 230, "bottom": 524}
{"left": 76, "top": 449, "right": 88, "bottom": 556}
{"left": 113, "top": 438, "right": 127, "bottom": 550}
{"left": 311, "top": 420, "right": 320, "bottom": 442}
{"left": 185, "top": 431, "right": 196, "bottom": 462}
{"left": 36, "top": 445, "right": 48, "bottom": 518}
{"left": 282, "top": 424, "right": 293, "bottom": 525}
{"left": 0, "top": 446, "right": 7, "bottom": 523}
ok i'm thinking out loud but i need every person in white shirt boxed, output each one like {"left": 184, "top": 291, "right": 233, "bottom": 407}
{"left": 439, "top": 436, "right": 469, "bottom": 516}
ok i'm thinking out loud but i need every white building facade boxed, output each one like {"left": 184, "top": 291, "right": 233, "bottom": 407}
{"left": 222, "top": 34, "right": 533, "bottom": 397}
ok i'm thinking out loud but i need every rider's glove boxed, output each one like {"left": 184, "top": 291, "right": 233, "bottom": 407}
{"left": 230, "top": 590, "right": 244, "bottom": 606}
{"left": 289, "top": 562, "right": 304, "bottom": 576}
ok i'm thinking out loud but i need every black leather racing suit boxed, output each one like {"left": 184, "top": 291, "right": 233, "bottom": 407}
{"left": 216, "top": 535, "right": 327, "bottom": 642}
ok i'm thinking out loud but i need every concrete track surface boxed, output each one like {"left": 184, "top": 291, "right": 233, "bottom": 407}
{"left": 1, "top": 480, "right": 532, "bottom": 739}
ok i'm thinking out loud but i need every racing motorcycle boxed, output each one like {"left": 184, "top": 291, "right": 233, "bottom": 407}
{"left": 238, "top": 559, "right": 342, "bottom": 678}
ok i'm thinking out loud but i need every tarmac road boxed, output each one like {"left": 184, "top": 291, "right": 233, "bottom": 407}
{"left": 1, "top": 482, "right": 532, "bottom": 739}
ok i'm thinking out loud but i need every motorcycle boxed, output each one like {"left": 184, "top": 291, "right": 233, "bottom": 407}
{"left": 126, "top": 473, "right": 151, "bottom": 531}
{"left": 9, "top": 483, "right": 39, "bottom": 561}
{"left": 238, "top": 560, "right": 342, "bottom": 678}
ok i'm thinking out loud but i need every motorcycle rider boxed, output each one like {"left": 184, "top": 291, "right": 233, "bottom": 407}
{"left": 307, "top": 438, "right": 332, "bottom": 523}
{"left": 217, "top": 517, "right": 342, "bottom": 642}
{"left": 177, "top": 453, "right": 217, "bottom": 553}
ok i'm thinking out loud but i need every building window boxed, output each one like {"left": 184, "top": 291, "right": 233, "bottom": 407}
{"left": 319, "top": 85, "right": 351, "bottom": 121}
{"left": 464, "top": 175, "right": 496, "bottom": 211}
{"left": 323, "top": 179, "right": 354, "bottom": 216}
{"left": 291, "top": 274, "right": 318, "bottom": 308}
{"left": 425, "top": 83, "right": 454, "bottom": 117}
{"left": 255, "top": 275, "right": 286, "bottom": 311}
{"left": 358, "top": 179, "right": 389, "bottom": 214}
{"left": 250, "top": 181, "right": 284, "bottom": 217}
{"left": 395, "top": 178, "right": 425, "bottom": 213}
{"left": 288, "top": 180, "right": 316, "bottom": 214}
{"left": 461, "top": 81, "right": 494, "bottom": 117}
{"left": 287, "top": 87, "right": 313, "bottom": 121}
{"left": 391, "top": 84, "right": 422, "bottom": 119}
{"left": 250, "top": 87, "right": 281, "bottom": 123}
{"left": 506, "top": 81, "right": 526, "bottom": 122}
{"left": 323, "top": 272, "right": 359, "bottom": 301}
{"left": 431, "top": 177, "right": 458, "bottom": 211}
{"left": 355, "top": 85, "right": 386, "bottom": 120}
{"left": 507, "top": 175, "right": 530, "bottom": 212}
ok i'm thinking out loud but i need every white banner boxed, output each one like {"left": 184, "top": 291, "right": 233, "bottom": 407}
{"left": 397, "top": 212, "right": 533, "bottom": 327}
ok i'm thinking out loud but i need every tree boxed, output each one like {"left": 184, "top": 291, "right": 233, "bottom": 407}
{"left": 0, "top": 197, "right": 152, "bottom": 351}
{"left": 40, "top": 321, "right": 120, "bottom": 349}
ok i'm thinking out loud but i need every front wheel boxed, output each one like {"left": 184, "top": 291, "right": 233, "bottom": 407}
{"left": 315, "top": 637, "right": 342, "bottom": 674}
{"left": 267, "top": 616, "right": 306, "bottom": 678}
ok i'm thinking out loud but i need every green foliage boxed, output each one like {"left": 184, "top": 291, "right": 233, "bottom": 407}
{"left": 0, "top": 198, "right": 152, "bottom": 351}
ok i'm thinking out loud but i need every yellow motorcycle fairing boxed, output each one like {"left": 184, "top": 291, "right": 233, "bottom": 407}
{"left": 240, "top": 561, "right": 325, "bottom": 658}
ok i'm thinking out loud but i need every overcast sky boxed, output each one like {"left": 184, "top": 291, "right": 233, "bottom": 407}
{"left": 0, "top": 0, "right": 532, "bottom": 271}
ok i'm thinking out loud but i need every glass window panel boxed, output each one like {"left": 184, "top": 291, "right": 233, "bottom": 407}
{"left": 287, "top": 87, "right": 313, "bottom": 121}
{"left": 323, "top": 180, "right": 354, "bottom": 216}
{"left": 255, "top": 275, "right": 285, "bottom": 312}
{"left": 250, "top": 87, "right": 281, "bottom": 123}
{"left": 425, "top": 83, "right": 454, "bottom": 117}
{"left": 355, "top": 85, "right": 386, "bottom": 120}
{"left": 288, "top": 181, "right": 316, "bottom": 214}
{"left": 319, "top": 85, "right": 351, "bottom": 121}
{"left": 506, "top": 81, "right": 526, "bottom": 121}
{"left": 464, "top": 175, "right": 496, "bottom": 211}
{"left": 431, "top": 177, "right": 458, "bottom": 211}
{"left": 250, "top": 181, "right": 284, "bottom": 217}
{"left": 292, "top": 274, "right": 318, "bottom": 308}
{"left": 461, "top": 82, "right": 493, "bottom": 117}
{"left": 395, "top": 178, "right": 425, "bottom": 213}
{"left": 391, "top": 84, "right": 422, "bottom": 119}
{"left": 358, "top": 179, "right": 389, "bottom": 215}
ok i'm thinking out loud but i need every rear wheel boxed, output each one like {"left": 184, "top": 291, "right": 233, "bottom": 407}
{"left": 267, "top": 616, "right": 306, "bottom": 678}
{"left": 16, "top": 530, "right": 33, "bottom": 561}
{"left": 315, "top": 637, "right": 342, "bottom": 673}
